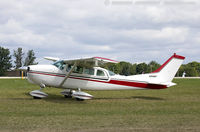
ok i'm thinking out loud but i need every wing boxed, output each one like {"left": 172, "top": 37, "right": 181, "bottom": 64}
{"left": 63, "top": 57, "right": 119, "bottom": 66}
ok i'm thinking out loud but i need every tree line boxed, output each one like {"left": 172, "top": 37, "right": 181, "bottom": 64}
{"left": 0, "top": 46, "right": 37, "bottom": 76}
{"left": 0, "top": 46, "right": 200, "bottom": 77}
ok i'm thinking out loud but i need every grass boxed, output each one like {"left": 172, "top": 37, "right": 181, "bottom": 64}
{"left": 0, "top": 79, "right": 200, "bottom": 132}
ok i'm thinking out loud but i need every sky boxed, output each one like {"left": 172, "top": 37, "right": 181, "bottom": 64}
{"left": 0, "top": 0, "right": 199, "bottom": 64}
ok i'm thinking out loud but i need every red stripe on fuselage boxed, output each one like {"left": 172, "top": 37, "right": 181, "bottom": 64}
{"left": 28, "top": 71, "right": 167, "bottom": 89}
{"left": 109, "top": 80, "right": 167, "bottom": 89}
{"left": 70, "top": 76, "right": 167, "bottom": 89}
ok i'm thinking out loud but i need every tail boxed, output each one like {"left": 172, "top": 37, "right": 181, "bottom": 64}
{"left": 151, "top": 53, "right": 185, "bottom": 83}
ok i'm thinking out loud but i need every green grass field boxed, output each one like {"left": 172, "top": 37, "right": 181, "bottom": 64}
{"left": 0, "top": 79, "right": 200, "bottom": 132}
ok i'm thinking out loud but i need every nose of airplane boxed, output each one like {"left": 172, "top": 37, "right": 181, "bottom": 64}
{"left": 27, "top": 64, "right": 56, "bottom": 73}
{"left": 27, "top": 65, "right": 39, "bottom": 72}
{"left": 26, "top": 65, "right": 36, "bottom": 73}
{"left": 19, "top": 65, "right": 41, "bottom": 73}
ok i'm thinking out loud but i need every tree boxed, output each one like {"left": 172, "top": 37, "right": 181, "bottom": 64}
{"left": 102, "top": 63, "right": 120, "bottom": 74}
{"left": 24, "top": 50, "right": 38, "bottom": 66}
{"left": 118, "top": 62, "right": 132, "bottom": 76}
{"left": 147, "top": 61, "right": 161, "bottom": 73}
{"left": 187, "top": 61, "right": 200, "bottom": 76}
{"left": 136, "top": 63, "right": 148, "bottom": 74}
{"left": 130, "top": 64, "right": 137, "bottom": 75}
{"left": 13, "top": 47, "right": 24, "bottom": 69}
{"left": 0, "top": 47, "right": 12, "bottom": 76}
{"left": 176, "top": 65, "right": 185, "bottom": 77}
{"left": 184, "top": 66, "right": 198, "bottom": 77}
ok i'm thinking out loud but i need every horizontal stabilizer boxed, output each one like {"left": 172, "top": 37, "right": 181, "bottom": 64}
{"left": 148, "top": 81, "right": 176, "bottom": 87}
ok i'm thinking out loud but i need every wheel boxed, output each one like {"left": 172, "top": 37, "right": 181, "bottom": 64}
{"left": 76, "top": 98, "right": 84, "bottom": 101}
{"left": 33, "top": 96, "right": 42, "bottom": 99}
{"left": 64, "top": 95, "right": 72, "bottom": 98}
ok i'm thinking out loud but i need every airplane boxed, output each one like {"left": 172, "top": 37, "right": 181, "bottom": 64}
{"left": 20, "top": 53, "right": 185, "bottom": 101}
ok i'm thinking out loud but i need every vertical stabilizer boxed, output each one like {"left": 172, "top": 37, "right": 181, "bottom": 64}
{"left": 152, "top": 53, "right": 185, "bottom": 83}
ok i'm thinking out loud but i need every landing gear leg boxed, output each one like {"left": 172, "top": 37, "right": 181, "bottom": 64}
{"left": 61, "top": 88, "right": 93, "bottom": 101}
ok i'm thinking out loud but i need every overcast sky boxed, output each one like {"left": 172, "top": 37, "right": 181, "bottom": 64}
{"left": 0, "top": 0, "right": 199, "bottom": 64}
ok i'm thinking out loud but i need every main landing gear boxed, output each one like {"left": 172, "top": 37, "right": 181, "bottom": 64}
{"left": 61, "top": 89, "right": 72, "bottom": 98}
{"left": 61, "top": 88, "right": 93, "bottom": 101}
{"left": 29, "top": 85, "right": 93, "bottom": 101}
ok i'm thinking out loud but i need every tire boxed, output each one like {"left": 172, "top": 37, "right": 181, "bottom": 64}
{"left": 64, "top": 95, "right": 72, "bottom": 98}
{"left": 76, "top": 98, "right": 84, "bottom": 101}
{"left": 33, "top": 96, "right": 42, "bottom": 99}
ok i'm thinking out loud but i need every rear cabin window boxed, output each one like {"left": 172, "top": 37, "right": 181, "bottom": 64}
{"left": 66, "top": 64, "right": 72, "bottom": 72}
{"left": 73, "top": 66, "right": 83, "bottom": 74}
{"left": 97, "top": 70, "right": 105, "bottom": 76}
{"left": 84, "top": 68, "right": 94, "bottom": 75}
{"left": 108, "top": 70, "right": 115, "bottom": 76}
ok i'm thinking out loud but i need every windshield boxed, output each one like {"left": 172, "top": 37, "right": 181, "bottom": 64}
{"left": 108, "top": 70, "right": 115, "bottom": 76}
{"left": 53, "top": 60, "right": 65, "bottom": 70}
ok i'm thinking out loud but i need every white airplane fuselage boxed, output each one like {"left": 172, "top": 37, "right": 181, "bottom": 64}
{"left": 27, "top": 65, "right": 167, "bottom": 91}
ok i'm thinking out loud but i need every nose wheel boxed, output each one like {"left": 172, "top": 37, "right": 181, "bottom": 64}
{"left": 30, "top": 84, "right": 48, "bottom": 99}
{"left": 76, "top": 98, "right": 84, "bottom": 101}
{"left": 33, "top": 96, "right": 42, "bottom": 99}
{"left": 64, "top": 95, "right": 72, "bottom": 98}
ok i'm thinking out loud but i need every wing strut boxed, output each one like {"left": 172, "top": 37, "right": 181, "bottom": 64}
{"left": 59, "top": 62, "right": 77, "bottom": 88}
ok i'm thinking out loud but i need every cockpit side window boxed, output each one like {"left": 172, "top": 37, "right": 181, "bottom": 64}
{"left": 96, "top": 70, "right": 105, "bottom": 77}
{"left": 53, "top": 61, "right": 65, "bottom": 70}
